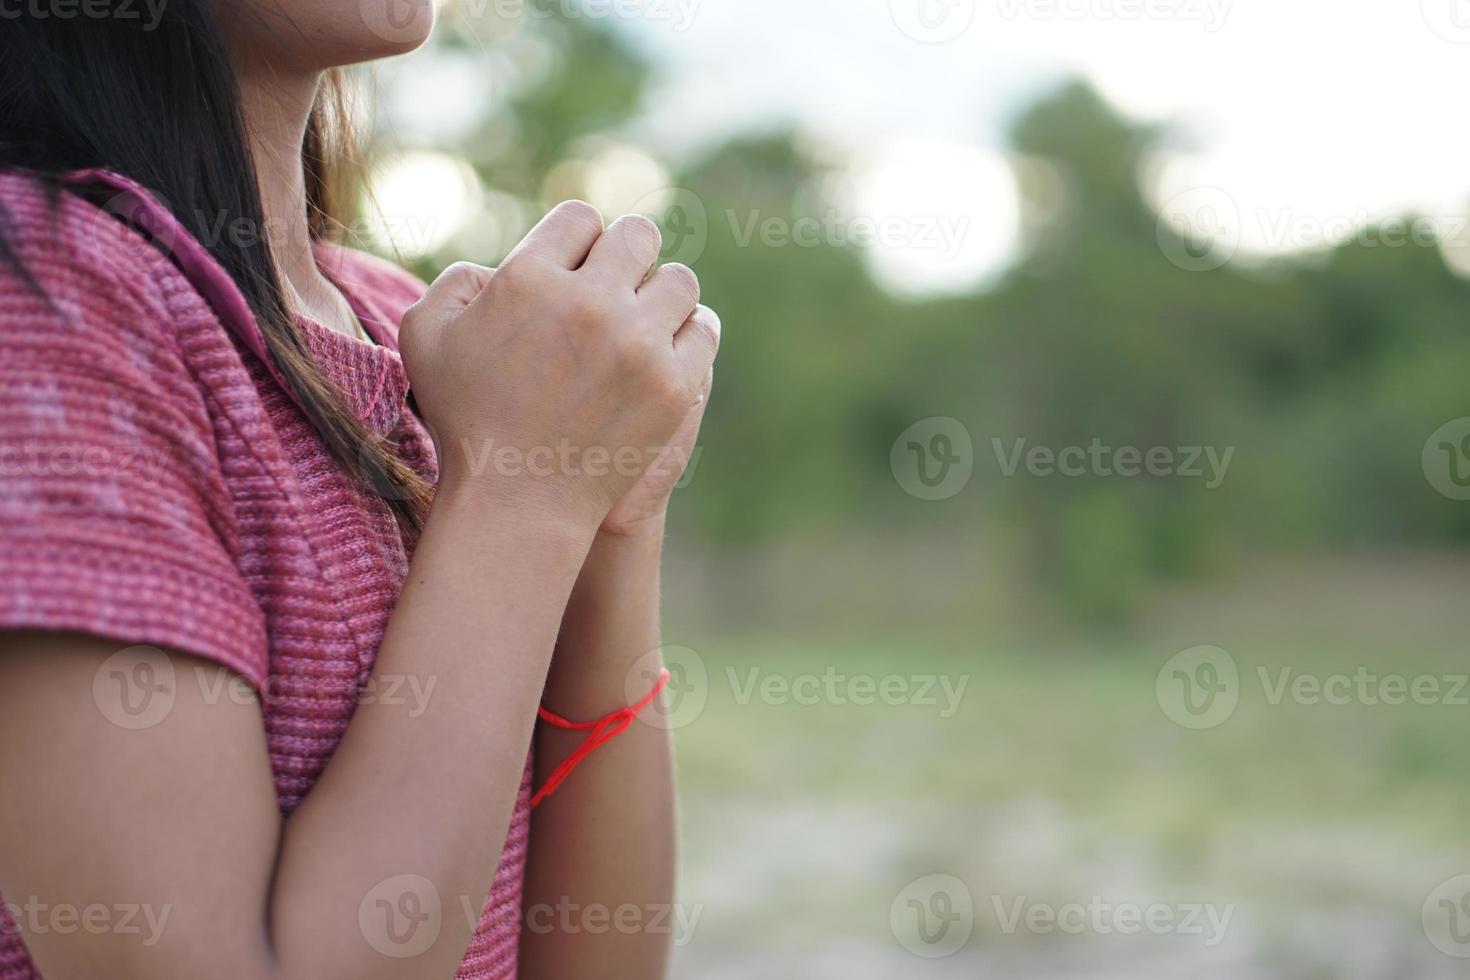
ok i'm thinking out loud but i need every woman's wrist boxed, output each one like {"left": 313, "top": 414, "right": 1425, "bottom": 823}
{"left": 543, "top": 516, "right": 665, "bottom": 712}
{"left": 596, "top": 509, "right": 668, "bottom": 546}
{"left": 434, "top": 468, "right": 602, "bottom": 537}
{"left": 584, "top": 518, "right": 666, "bottom": 591}
{"left": 429, "top": 473, "right": 601, "bottom": 569}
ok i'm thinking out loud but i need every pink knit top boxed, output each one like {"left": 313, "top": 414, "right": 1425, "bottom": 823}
{"left": 0, "top": 172, "right": 530, "bottom": 978}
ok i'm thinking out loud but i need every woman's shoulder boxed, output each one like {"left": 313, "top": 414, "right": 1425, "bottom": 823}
{"left": 0, "top": 170, "right": 188, "bottom": 338}
{"left": 0, "top": 170, "right": 240, "bottom": 450}
{"left": 0, "top": 170, "right": 172, "bottom": 269}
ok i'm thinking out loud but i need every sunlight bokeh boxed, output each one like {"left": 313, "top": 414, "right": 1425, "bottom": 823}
{"left": 848, "top": 139, "right": 1020, "bottom": 296}
{"left": 362, "top": 149, "right": 482, "bottom": 258}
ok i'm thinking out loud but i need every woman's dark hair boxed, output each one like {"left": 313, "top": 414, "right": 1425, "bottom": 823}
{"left": 0, "top": 2, "right": 432, "bottom": 531}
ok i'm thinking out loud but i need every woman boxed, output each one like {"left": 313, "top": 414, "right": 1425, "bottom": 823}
{"left": 0, "top": 2, "right": 719, "bottom": 978}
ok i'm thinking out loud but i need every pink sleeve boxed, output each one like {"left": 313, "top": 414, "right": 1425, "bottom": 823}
{"left": 0, "top": 190, "right": 269, "bottom": 689}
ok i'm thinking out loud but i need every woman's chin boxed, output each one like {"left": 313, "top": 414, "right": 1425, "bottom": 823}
{"left": 226, "top": 0, "right": 438, "bottom": 69}
{"left": 352, "top": 0, "right": 438, "bottom": 58}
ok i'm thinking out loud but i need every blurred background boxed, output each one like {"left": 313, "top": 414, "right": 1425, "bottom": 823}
{"left": 348, "top": 1, "right": 1470, "bottom": 975}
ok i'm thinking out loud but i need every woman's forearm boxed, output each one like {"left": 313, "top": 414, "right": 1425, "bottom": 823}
{"left": 268, "top": 480, "right": 595, "bottom": 979}
{"left": 519, "top": 523, "right": 678, "bottom": 979}
{"left": 0, "top": 480, "right": 596, "bottom": 980}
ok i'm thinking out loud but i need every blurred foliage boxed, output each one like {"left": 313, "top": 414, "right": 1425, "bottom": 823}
{"left": 371, "top": 9, "right": 1470, "bottom": 620}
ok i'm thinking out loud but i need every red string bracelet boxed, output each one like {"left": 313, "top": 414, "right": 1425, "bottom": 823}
{"left": 530, "top": 667, "right": 671, "bottom": 808}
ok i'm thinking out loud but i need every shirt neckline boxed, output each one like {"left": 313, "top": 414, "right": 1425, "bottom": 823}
{"left": 288, "top": 250, "right": 412, "bottom": 437}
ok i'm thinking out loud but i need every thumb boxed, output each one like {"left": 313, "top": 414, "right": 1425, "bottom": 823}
{"left": 673, "top": 304, "right": 721, "bottom": 387}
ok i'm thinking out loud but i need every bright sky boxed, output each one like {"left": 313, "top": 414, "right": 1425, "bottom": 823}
{"left": 614, "top": 0, "right": 1470, "bottom": 286}
{"left": 377, "top": 0, "right": 1470, "bottom": 294}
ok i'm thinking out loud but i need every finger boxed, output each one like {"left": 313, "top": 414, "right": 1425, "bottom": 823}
{"left": 638, "top": 262, "right": 701, "bottom": 328}
{"left": 407, "top": 262, "right": 495, "bottom": 327}
{"left": 506, "top": 200, "right": 605, "bottom": 270}
{"left": 672, "top": 304, "right": 721, "bottom": 381}
{"left": 584, "top": 214, "right": 663, "bottom": 287}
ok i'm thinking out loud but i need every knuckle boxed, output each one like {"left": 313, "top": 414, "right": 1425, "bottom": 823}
{"left": 569, "top": 296, "right": 607, "bottom": 328}
{"left": 695, "top": 321, "right": 721, "bottom": 357}
{"left": 650, "top": 365, "right": 686, "bottom": 403}
{"left": 659, "top": 263, "right": 701, "bottom": 304}
{"left": 497, "top": 253, "right": 554, "bottom": 293}
{"left": 494, "top": 253, "right": 531, "bottom": 284}
{"left": 688, "top": 306, "right": 721, "bottom": 353}
{"left": 552, "top": 199, "right": 605, "bottom": 235}
{"left": 426, "top": 261, "right": 474, "bottom": 297}
{"left": 484, "top": 275, "right": 525, "bottom": 310}
{"left": 565, "top": 284, "right": 617, "bottom": 327}
{"left": 613, "top": 330, "right": 655, "bottom": 368}
{"left": 616, "top": 214, "right": 663, "bottom": 252}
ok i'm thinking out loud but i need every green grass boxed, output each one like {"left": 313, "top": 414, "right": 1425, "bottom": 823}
{"left": 673, "top": 633, "right": 1470, "bottom": 885}
{"left": 661, "top": 558, "right": 1470, "bottom": 971}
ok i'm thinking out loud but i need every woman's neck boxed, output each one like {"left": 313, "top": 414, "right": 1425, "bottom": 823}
{"left": 236, "top": 69, "right": 359, "bottom": 336}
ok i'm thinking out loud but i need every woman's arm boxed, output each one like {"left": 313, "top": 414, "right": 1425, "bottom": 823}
{"left": 0, "top": 487, "right": 589, "bottom": 980}
{"left": 519, "top": 525, "right": 677, "bottom": 977}
{"left": 521, "top": 347, "right": 717, "bottom": 979}
{"left": 0, "top": 203, "right": 720, "bottom": 980}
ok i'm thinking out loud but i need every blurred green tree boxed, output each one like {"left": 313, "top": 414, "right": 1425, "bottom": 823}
{"left": 371, "top": 11, "right": 1470, "bottom": 621}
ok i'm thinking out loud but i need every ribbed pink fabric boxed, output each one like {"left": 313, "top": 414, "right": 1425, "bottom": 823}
{"left": 0, "top": 172, "right": 529, "bottom": 979}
